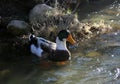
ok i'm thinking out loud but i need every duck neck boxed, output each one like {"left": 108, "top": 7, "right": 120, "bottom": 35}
{"left": 56, "top": 37, "right": 68, "bottom": 50}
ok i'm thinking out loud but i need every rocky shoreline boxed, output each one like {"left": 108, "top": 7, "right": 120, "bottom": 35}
{"left": 0, "top": 0, "right": 113, "bottom": 60}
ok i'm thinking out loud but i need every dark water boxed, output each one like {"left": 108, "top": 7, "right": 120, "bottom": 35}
{"left": 0, "top": 0, "right": 120, "bottom": 84}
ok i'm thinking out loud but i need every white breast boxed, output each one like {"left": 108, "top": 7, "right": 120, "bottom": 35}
{"left": 56, "top": 37, "right": 68, "bottom": 50}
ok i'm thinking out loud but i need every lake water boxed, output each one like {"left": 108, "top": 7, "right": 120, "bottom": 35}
{"left": 0, "top": 0, "right": 120, "bottom": 84}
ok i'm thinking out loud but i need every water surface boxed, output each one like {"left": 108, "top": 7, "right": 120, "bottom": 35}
{"left": 0, "top": 0, "right": 120, "bottom": 84}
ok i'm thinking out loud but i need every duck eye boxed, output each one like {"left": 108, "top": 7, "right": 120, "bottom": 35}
{"left": 67, "top": 30, "right": 70, "bottom": 33}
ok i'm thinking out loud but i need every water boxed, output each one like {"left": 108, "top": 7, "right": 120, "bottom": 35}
{"left": 79, "top": 0, "right": 120, "bottom": 29}
{"left": 0, "top": 0, "right": 120, "bottom": 84}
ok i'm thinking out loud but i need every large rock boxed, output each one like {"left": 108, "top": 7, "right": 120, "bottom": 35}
{"left": 29, "top": 4, "right": 82, "bottom": 40}
{"left": 7, "top": 20, "right": 30, "bottom": 35}
{"left": 29, "top": 4, "right": 58, "bottom": 25}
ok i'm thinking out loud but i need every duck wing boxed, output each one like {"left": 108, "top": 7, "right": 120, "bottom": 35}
{"left": 37, "top": 37, "right": 56, "bottom": 52}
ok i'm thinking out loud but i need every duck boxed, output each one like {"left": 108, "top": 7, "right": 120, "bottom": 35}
{"left": 29, "top": 29, "right": 76, "bottom": 62}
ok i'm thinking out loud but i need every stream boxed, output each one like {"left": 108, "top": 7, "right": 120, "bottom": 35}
{"left": 0, "top": 0, "right": 120, "bottom": 84}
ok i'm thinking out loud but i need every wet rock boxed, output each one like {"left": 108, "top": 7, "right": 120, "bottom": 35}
{"left": 28, "top": 3, "right": 112, "bottom": 41}
{"left": 29, "top": 4, "right": 112, "bottom": 40}
{"left": 29, "top": 4, "right": 81, "bottom": 39}
{"left": 7, "top": 20, "right": 30, "bottom": 35}
{"left": 29, "top": 4, "right": 58, "bottom": 25}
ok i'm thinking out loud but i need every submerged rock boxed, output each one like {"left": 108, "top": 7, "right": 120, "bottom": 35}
{"left": 7, "top": 20, "right": 30, "bottom": 35}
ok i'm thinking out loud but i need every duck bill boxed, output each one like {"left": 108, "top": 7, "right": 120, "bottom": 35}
{"left": 67, "top": 34, "right": 76, "bottom": 45}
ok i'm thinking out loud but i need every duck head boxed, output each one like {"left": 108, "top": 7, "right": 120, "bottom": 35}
{"left": 55, "top": 29, "right": 76, "bottom": 50}
{"left": 57, "top": 30, "right": 76, "bottom": 45}
{"left": 29, "top": 34, "right": 38, "bottom": 47}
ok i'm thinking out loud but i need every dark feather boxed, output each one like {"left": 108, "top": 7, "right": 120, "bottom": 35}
{"left": 48, "top": 50, "right": 71, "bottom": 62}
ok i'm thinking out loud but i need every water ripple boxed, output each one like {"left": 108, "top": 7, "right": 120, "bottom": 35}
{"left": 114, "top": 68, "right": 120, "bottom": 79}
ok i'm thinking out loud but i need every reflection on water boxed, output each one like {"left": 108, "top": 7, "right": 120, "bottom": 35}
{"left": 0, "top": 0, "right": 120, "bottom": 84}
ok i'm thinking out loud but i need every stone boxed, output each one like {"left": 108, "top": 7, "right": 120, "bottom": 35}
{"left": 29, "top": 4, "right": 58, "bottom": 25}
{"left": 7, "top": 20, "right": 30, "bottom": 35}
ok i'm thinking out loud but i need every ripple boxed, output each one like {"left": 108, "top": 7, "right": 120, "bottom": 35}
{"left": 54, "top": 70, "right": 77, "bottom": 77}
{"left": 44, "top": 77, "right": 57, "bottom": 82}
{"left": 77, "top": 57, "right": 92, "bottom": 62}
{"left": 114, "top": 68, "right": 120, "bottom": 79}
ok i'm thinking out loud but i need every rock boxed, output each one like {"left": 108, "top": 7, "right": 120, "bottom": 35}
{"left": 7, "top": 20, "right": 30, "bottom": 35}
{"left": 29, "top": 4, "right": 58, "bottom": 25}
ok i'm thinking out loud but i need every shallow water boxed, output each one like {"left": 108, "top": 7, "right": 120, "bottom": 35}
{"left": 1, "top": 32, "right": 120, "bottom": 84}
{"left": 0, "top": 0, "right": 120, "bottom": 84}
{"left": 79, "top": 0, "right": 120, "bottom": 29}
